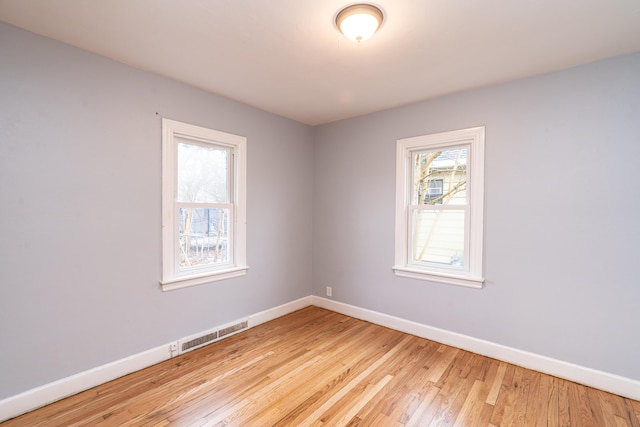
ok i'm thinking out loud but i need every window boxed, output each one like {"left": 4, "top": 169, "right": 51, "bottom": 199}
{"left": 393, "top": 126, "right": 485, "bottom": 288}
{"left": 161, "top": 119, "right": 247, "bottom": 291}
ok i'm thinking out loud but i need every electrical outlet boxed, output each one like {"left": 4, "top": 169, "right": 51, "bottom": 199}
{"left": 170, "top": 342, "right": 178, "bottom": 357}
{"left": 326, "top": 286, "right": 332, "bottom": 297}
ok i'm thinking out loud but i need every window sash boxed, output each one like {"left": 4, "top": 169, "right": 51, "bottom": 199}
{"left": 174, "top": 139, "right": 236, "bottom": 275}
{"left": 176, "top": 138, "right": 233, "bottom": 204}
{"left": 175, "top": 204, "right": 235, "bottom": 276}
{"left": 407, "top": 205, "right": 470, "bottom": 272}
{"left": 410, "top": 145, "right": 469, "bottom": 206}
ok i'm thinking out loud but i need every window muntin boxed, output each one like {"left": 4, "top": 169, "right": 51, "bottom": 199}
{"left": 162, "top": 119, "right": 247, "bottom": 291}
{"left": 394, "top": 127, "right": 484, "bottom": 288}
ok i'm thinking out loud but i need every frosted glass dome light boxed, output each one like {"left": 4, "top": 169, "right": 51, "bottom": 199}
{"left": 336, "top": 4, "right": 384, "bottom": 43}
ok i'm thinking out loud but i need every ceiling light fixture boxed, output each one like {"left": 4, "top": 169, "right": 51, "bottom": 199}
{"left": 336, "top": 4, "right": 384, "bottom": 43}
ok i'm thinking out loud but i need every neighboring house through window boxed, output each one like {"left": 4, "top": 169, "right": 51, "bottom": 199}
{"left": 161, "top": 119, "right": 247, "bottom": 291}
{"left": 421, "top": 178, "right": 444, "bottom": 204}
{"left": 393, "top": 126, "right": 485, "bottom": 288}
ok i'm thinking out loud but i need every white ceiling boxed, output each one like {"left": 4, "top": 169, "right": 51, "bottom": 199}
{"left": 1, "top": 0, "right": 640, "bottom": 125}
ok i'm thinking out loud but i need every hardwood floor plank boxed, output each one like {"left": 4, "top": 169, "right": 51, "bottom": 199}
{"left": 367, "top": 412, "right": 406, "bottom": 427}
{"left": 546, "top": 375, "right": 560, "bottom": 427}
{"left": 427, "top": 346, "right": 460, "bottom": 383}
{"left": 202, "top": 354, "right": 325, "bottom": 425}
{"left": 166, "top": 311, "right": 374, "bottom": 425}
{"left": 490, "top": 363, "right": 520, "bottom": 427}
{"left": 233, "top": 329, "right": 394, "bottom": 427}
{"left": 586, "top": 386, "right": 610, "bottom": 427}
{"left": 272, "top": 329, "right": 408, "bottom": 426}
{"left": 332, "top": 374, "right": 394, "bottom": 426}
{"left": 296, "top": 335, "right": 413, "bottom": 427}
{"left": 625, "top": 397, "right": 640, "bottom": 427}
{"left": 510, "top": 366, "right": 534, "bottom": 426}
{"left": 567, "top": 381, "right": 592, "bottom": 427}
{"left": 452, "top": 379, "right": 491, "bottom": 427}
{"left": 486, "top": 361, "right": 508, "bottom": 405}
{"left": 95, "top": 350, "right": 279, "bottom": 426}
{"left": 615, "top": 415, "right": 632, "bottom": 427}
{"left": 403, "top": 382, "right": 441, "bottom": 427}
{"left": 1, "top": 306, "right": 637, "bottom": 427}
{"left": 353, "top": 339, "right": 441, "bottom": 424}
{"left": 558, "top": 379, "right": 572, "bottom": 427}
{"left": 422, "top": 352, "right": 479, "bottom": 426}
{"left": 523, "top": 371, "right": 550, "bottom": 427}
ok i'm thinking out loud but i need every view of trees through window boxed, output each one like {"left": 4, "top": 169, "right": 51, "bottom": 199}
{"left": 177, "top": 140, "right": 232, "bottom": 269}
{"left": 411, "top": 147, "right": 468, "bottom": 267}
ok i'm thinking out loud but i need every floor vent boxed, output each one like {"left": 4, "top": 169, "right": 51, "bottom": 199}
{"left": 219, "top": 321, "right": 248, "bottom": 338}
{"left": 177, "top": 319, "right": 249, "bottom": 355}
{"left": 181, "top": 332, "right": 218, "bottom": 353}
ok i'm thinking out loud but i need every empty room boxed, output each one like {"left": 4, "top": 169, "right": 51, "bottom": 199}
{"left": 1, "top": 1, "right": 639, "bottom": 425}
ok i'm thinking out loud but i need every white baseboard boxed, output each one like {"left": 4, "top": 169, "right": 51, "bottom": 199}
{"left": 2, "top": 294, "right": 637, "bottom": 422}
{"left": 310, "top": 296, "right": 640, "bottom": 401}
{"left": 0, "top": 344, "right": 171, "bottom": 423}
{"left": 249, "top": 295, "right": 313, "bottom": 327}
{"left": 0, "top": 296, "right": 313, "bottom": 423}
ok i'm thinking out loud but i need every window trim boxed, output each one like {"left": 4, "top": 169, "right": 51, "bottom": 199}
{"left": 393, "top": 126, "right": 485, "bottom": 288}
{"left": 161, "top": 118, "right": 247, "bottom": 291}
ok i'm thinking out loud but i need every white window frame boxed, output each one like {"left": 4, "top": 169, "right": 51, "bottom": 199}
{"left": 161, "top": 118, "right": 247, "bottom": 291}
{"left": 393, "top": 126, "right": 485, "bottom": 288}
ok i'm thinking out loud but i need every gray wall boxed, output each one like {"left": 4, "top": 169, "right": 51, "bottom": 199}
{"left": 2, "top": 19, "right": 639, "bottom": 402}
{"left": 313, "top": 52, "right": 640, "bottom": 381}
{"left": 0, "top": 23, "right": 313, "bottom": 398}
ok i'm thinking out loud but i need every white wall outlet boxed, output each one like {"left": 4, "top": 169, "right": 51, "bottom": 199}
{"left": 170, "top": 342, "right": 178, "bottom": 357}
{"left": 326, "top": 286, "right": 332, "bottom": 297}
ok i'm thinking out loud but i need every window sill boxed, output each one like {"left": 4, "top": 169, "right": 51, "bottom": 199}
{"left": 161, "top": 266, "right": 249, "bottom": 292}
{"left": 392, "top": 266, "right": 484, "bottom": 289}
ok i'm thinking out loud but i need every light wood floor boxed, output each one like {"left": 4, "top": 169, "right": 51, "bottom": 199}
{"left": 3, "top": 306, "right": 639, "bottom": 426}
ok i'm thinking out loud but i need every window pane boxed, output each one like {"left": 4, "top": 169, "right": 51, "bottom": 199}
{"left": 412, "top": 148, "right": 467, "bottom": 205}
{"left": 179, "top": 207, "right": 230, "bottom": 269}
{"left": 411, "top": 209, "right": 465, "bottom": 267}
{"left": 177, "top": 139, "right": 229, "bottom": 203}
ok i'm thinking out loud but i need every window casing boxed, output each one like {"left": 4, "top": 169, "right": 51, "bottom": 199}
{"left": 161, "top": 119, "right": 247, "bottom": 291}
{"left": 393, "top": 126, "right": 485, "bottom": 288}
